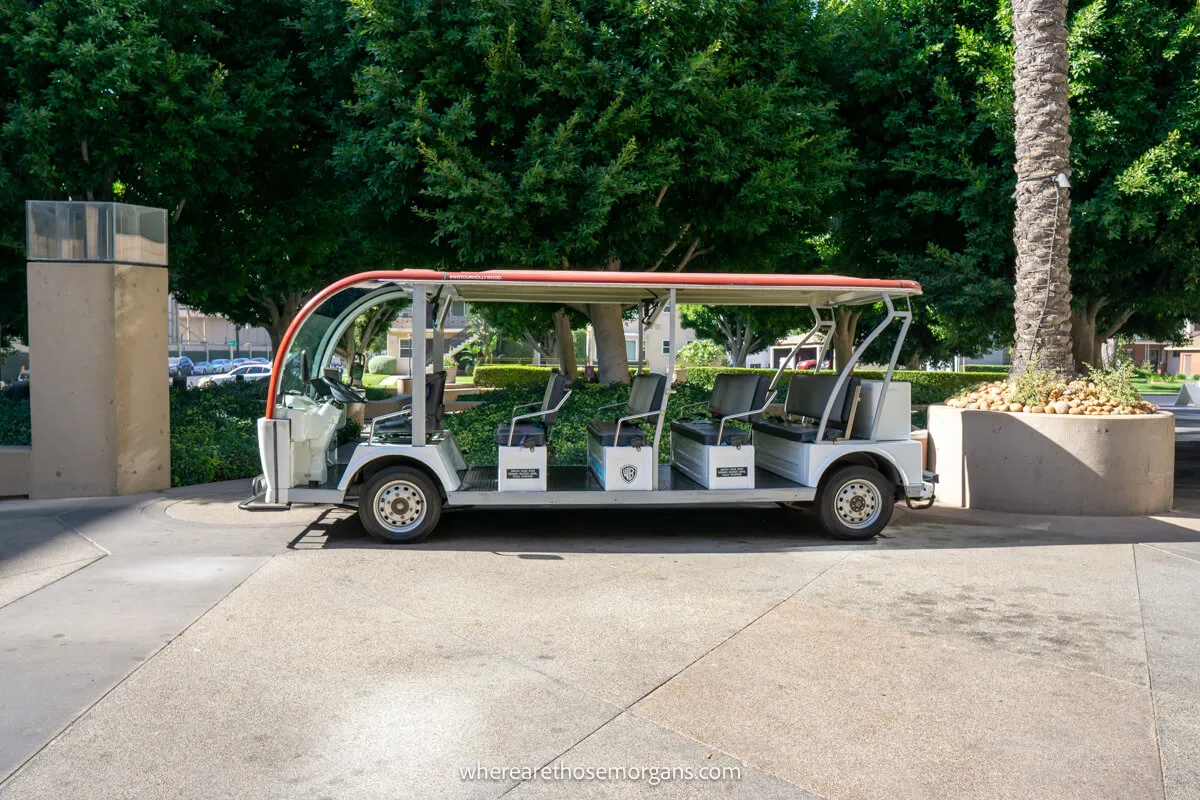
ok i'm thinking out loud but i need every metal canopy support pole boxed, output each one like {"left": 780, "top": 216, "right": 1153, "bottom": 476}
{"left": 650, "top": 288, "right": 677, "bottom": 489}
{"left": 636, "top": 305, "right": 645, "bottom": 376}
{"left": 813, "top": 309, "right": 833, "bottom": 373}
{"left": 871, "top": 296, "right": 912, "bottom": 439}
{"left": 411, "top": 285, "right": 427, "bottom": 446}
{"left": 815, "top": 296, "right": 905, "bottom": 442}
{"left": 768, "top": 305, "right": 825, "bottom": 392}
{"left": 431, "top": 295, "right": 445, "bottom": 373}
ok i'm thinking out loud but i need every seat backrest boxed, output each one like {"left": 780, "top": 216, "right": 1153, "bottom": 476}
{"left": 540, "top": 373, "right": 570, "bottom": 427}
{"left": 626, "top": 373, "right": 667, "bottom": 417}
{"left": 426, "top": 371, "right": 447, "bottom": 426}
{"left": 784, "top": 374, "right": 861, "bottom": 426}
{"left": 708, "top": 374, "right": 769, "bottom": 423}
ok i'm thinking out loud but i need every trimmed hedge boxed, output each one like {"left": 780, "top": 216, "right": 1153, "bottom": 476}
{"left": 682, "top": 367, "right": 1009, "bottom": 405}
{"left": 0, "top": 396, "right": 32, "bottom": 446}
{"left": 367, "top": 355, "right": 397, "bottom": 375}
{"left": 964, "top": 364, "right": 1010, "bottom": 373}
{"left": 473, "top": 364, "right": 553, "bottom": 390}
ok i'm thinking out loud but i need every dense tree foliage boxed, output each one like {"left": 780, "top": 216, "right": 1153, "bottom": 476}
{"left": 336, "top": 0, "right": 849, "bottom": 382}
{"left": 679, "top": 305, "right": 806, "bottom": 368}
{"left": 817, "top": 0, "right": 1017, "bottom": 368}
{"left": 0, "top": 0, "right": 1197, "bottom": 372}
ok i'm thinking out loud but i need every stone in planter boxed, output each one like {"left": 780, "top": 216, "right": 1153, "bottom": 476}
{"left": 927, "top": 404, "right": 1174, "bottom": 515}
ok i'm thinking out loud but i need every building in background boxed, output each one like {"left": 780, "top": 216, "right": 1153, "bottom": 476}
{"left": 386, "top": 300, "right": 473, "bottom": 374}
{"left": 168, "top": 296, "right": 273, "bottom": 361}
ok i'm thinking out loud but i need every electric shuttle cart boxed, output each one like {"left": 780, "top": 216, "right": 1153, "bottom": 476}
{"left": 248, "top": 270, "right": 936, "bottom": 541}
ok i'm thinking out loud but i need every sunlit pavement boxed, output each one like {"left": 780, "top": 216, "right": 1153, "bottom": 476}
{"left": 0, "top": 457, "right": 1198, "bottom": 799}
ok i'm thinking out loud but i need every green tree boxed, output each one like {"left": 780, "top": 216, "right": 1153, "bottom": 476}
{"left": 679, "top": 305, "right": 804, "bottom": 367}
{"left": 0, "top": 0, "right": 243, "bottom": 346}
{"left": 817, "top": 0, "right": 1016, "bottom": 367}
{"left": 0, "top": 0, "right": 355, "bottom": 351}
{"left": 471, "top": 303, "right": 586, "bottom": 379}
{"left": 167, "top": 0, "right": 357, "bottom": 348}
{"left": 338, "top": 0, "right": 849, "bottom": 383}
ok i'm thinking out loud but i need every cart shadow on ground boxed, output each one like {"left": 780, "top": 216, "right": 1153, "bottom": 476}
{"left": 287, "top": 497, "right": 1200, "bottom": 556}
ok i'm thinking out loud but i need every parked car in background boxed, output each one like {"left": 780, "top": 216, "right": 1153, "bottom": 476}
{"left": 201, "top": 363, "right": 272, "bottom": 386}
{"left": 249, "top": 357, "right": 270, "bottom": 365}
{"left": 209, "top": 358, "right": 232, "bottom": 373}
{"left": 193, "top": 361, "right": 213, "bottom": 375}
{"left": 232, "top": 358, "right": 251, "bottom": 368}
{"left": 168, "top": 357, "right": 194, "bottom": 377}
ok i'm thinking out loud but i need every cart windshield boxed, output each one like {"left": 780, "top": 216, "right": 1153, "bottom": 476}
{"left": 278, "top": 286, "right": 377, "bottom": 398}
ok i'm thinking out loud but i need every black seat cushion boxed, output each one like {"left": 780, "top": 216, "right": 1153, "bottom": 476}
{"left": 497, "top": 420, "right": 548, "bottom": 447}
{"left": 374, "top": 414, "right": 413, "bottom": 433}
{"left": 751, "top": 418, "right": 820, "bottom": 443}
{"left": 587, "top": 420, "right": 652, "bottom": 447}
{"left": 670, "top": 420, "right": 751, "bottom": 447}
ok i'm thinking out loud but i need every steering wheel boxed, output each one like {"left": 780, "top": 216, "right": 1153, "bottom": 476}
{"left": 312, "top": 377, "right": 367, "bottom": 404}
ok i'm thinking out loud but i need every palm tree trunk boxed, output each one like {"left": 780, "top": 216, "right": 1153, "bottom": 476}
{"left": 1011, "top": 0, "right": 1075, "bottom": 378}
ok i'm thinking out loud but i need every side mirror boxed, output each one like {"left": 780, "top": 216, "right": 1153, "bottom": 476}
{"left": 350, "top": 362, "right": 364, "bottom": 382}
{"left": 300, "top": 350, "right": 311, "bottom": 387}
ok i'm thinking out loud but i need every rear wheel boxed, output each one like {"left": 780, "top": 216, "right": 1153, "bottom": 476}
{"left": 359, "top": 466, "right": 442, "bottom": 543}
{"left": 817, "top": 465, "right": 893, "bottom": 540}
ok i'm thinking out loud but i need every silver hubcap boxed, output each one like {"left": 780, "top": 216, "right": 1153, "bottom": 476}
{"left": 834, "top": 479, "right": 881, "bottom": 529}
{"left": 375, "top": 480, "right": 426, "bottom": 533}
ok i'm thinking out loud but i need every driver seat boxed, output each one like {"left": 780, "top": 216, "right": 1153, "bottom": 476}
{"left": 372, "top": 371, "right": 448, "bottom": 438}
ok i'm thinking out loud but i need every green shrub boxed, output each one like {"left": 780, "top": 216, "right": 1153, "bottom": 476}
{"left": 963, "top": 364, "right": 1011, "bottom": 373}
{"left": 682, "top": 367, "right": 1009, "bottom": 405}
{"left": 170, "top": 382, "right": 267, "bottom": 487}
{"left": 1174, "top": 372, "right": 1187, "bottom": 380}
{"left": 445, "top": 380, "right": 712, "bottom": 466}
{"left": 1191, "top": 374, "right": 1200, "bottom": 381}
{"left": 367, "top": 355, "right": 397, "bottom": 375}
{"left": 0, "top": 397, "right": 32, "bottom": 446}
{"left": 364, "top": 387, "right": 395, "bottom": 401}
{"left": 473, "top": 364, "right": 553, "bottom": 390}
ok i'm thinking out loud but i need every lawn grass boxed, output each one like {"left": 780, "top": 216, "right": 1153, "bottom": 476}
{"left": 1132, "top": 379, "right": 1185, "bottom": 396}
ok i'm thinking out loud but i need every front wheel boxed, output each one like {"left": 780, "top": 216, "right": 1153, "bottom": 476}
{"left": 359, "top": 466, "right": 442, "bottom": 543}
{"left": 817, "top": 465, "right": 893, "bottom": 540}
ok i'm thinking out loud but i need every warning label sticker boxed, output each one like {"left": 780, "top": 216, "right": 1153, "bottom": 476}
{"left": 715, "top": 467, "right": 749, "bottom": 478}
{"left": 506, "top": 468, "right": 540, "bottom": 480}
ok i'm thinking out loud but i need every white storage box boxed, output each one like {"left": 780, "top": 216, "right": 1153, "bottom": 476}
{"left": 499, "top": 446, "right": 547, "bottom": 491}
{"left": 672, "top": 435, "right": 755, "bottom": 489}
{"left": 587, "top": 437, "right": 655, "bottom": 491}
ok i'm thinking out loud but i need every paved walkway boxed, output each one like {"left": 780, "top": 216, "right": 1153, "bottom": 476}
{"left": 0, "top": 462, "right": 1198, "bottom": 798}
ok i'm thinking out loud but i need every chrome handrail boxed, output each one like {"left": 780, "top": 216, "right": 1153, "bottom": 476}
{"left": 613, "top": 409, "right": 665, "bottom": 446}
{"left": 716, "top": 391, "right": 778, "bottom": 445}
{"left": 506, "top": 390, "right": 573, "bottom": 446}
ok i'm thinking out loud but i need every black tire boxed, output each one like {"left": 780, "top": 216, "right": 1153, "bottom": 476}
{"left": 816, "top": 465, "right": 894, "bottom": 540}
{"left": 358, "top": 466, "right": 442, "bottom": 543}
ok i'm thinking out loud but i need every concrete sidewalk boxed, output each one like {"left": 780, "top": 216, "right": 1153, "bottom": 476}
{"left": 0, "top": 474, "right": 1198, "bottom": 799}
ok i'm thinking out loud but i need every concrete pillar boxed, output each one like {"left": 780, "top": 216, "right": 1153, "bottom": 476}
{"left": 25, "top": 201, "right": 170, "bottom": 498}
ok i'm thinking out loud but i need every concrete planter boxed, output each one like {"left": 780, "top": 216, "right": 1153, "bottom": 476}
{"left": 927, "top": 404, "right": 1174, "bottom": 515}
